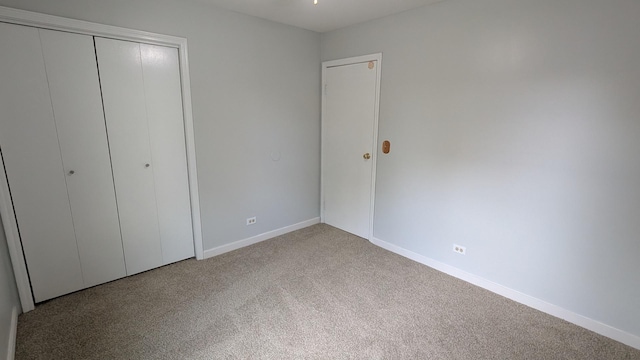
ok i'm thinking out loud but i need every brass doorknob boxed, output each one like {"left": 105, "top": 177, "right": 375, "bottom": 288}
{"left": 363, "top": 153, "right": 371, "bottom": 160}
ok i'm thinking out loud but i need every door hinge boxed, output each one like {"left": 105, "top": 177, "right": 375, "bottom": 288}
{"left": 324, "top": 84, "right": 327, "bottom": 95}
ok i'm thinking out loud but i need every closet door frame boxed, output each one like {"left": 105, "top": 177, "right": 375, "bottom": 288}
{"left": 0, "top": 5, "right": 204, "bottom": 312}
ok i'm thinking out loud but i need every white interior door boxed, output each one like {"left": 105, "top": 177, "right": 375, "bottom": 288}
{"left": 95, "top": 37, "right": 163, "bottom": 275}
{"left": 0, "top": 23, "right": 83, "bottom": 301}
{"left": 39, "top": 29, "right": 127, "bottom": 288}
{"left": 322, "top": 58, "right": 380, "bottom": 239}
{"left": 140, "top": 44, "right": 195, "bottom": 264}
{"left": 96, "top": 38, "right": 195, "bottom": 274}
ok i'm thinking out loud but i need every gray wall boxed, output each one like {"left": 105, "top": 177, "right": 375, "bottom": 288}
{"left": 0, "top": 0, "right": 321, "bottom": 251}
{"left": 322, "top": 0, "right": 640, "bottom": 337}
{"left": 0, "top": 218, "right": 20, "bottom": 359}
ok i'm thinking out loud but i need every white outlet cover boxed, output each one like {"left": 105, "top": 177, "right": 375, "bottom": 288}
{"left": 453, "top": 244, "right": 466, "bottom": 255}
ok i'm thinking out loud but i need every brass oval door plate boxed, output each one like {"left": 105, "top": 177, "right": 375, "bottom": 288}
{"left": 382, "top": 140, "right": 391, "bottom": 154}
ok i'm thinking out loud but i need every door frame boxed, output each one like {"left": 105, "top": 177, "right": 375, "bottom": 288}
{"left": 0, "top": 6, "right": 204, "bottom": 312}
{"left": 320, "top": 53, "right": 382, "bottom": 241}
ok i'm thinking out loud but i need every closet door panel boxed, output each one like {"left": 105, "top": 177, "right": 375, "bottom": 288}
{"left": 39, "top": 29, "right": 126, "bottom": 287}
{"left": 141, "top": 44, "right": 195, "bottom": 264}
{"left": 95, "top": 37, "right": 163, "bottom": 275}
{"left": 0, "top": 23, "right": 83, "bottom": 301}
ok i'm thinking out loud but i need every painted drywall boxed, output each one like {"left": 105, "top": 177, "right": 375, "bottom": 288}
{"left": 322, "top": 0, "right": 640, "bottom": 338}
{"left": 0, "top": 218, "right": 20, "bottom": 359}
{"left": 0, "top": 0, "right": 321, "bottom": 250}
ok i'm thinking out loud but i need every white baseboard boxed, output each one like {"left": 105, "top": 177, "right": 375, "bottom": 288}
{"left": 6, "top": 306, "right": 18, "bottom": 360}
{"left": 370, "top": 237, "right": 640, "bottom": 351}
{"left": 203, "top": 218, "right": 320, "bottom": 259}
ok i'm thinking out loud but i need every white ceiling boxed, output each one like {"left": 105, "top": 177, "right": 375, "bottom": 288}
{"left": 193, "top": 0, "right": 445, "bottom": 33}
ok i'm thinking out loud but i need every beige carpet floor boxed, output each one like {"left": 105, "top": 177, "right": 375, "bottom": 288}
{"left": 16, "top": 224, "right": 640, "bottom": 359}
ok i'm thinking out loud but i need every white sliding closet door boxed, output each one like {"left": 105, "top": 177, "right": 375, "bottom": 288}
{"left": 39, "top": 29, "right": 126, "bottom": 288}
{"left": 1, "top": 22, "right": 196, "bottom": 304}
{"left": 95, "top": 38, "right": 163, "bottom": 275}
{"left": 96, "top": 38, "right": 194, "bottom": 275}
{"left": 0, "top": 23, "right": 83, "bottom": 301}
{"left": 141, "top": 44, "right": 195, "bottom": 264}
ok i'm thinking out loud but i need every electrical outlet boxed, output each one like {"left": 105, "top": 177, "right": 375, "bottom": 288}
{"left": 453, "top": 244, "right": 466, "bottom": 255}
{"left": 246, "top": 217, "right": 256, "bottom": 225}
